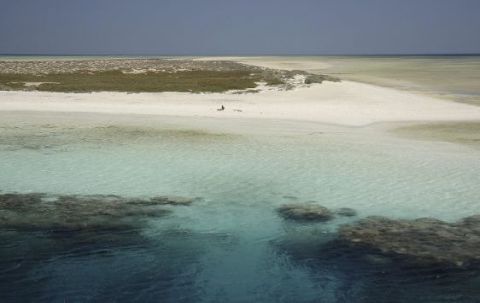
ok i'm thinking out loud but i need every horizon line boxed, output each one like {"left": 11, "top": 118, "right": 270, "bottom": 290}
{"left": 1, "top": 52, "right": 480, "bottom": 57}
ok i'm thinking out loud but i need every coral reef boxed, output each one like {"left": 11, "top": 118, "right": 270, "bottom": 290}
{"left": 338, "top": 215, "right": 480, "bottom": 268}
{"left": 277, "top": 203, "right": 357, "bottom": 222}
{"left": 277, "top": 203, "right": 334, "bottom": 222}
{"left": 0, "top": 192, "right": 197, "bottom": 232}
{"left": 335, "top": 207, "right": 358, "bottom": 217}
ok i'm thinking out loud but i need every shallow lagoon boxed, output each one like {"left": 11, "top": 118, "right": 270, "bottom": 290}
{"left": 239, "top": 55, "right": 480, "bottom": 106}
{"left": 1, "top": 113, "right": 480, "bottom": 302}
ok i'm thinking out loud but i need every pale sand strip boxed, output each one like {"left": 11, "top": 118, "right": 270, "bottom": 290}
{"left": 1, "top": 80, "right": 480, "bottom": 127}
{"left": 196, "top": 56, "right": 331, "bottom": 71}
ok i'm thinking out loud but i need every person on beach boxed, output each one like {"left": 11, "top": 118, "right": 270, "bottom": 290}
{"left": 217, "top": 105, "right": 225, "bottom": 111}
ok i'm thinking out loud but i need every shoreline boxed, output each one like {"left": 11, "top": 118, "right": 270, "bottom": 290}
{"left": 1, "top": 79, "right": 480, "bottom": 127}
{"left": 199, "top": 56, "right": 480, "bottom": 107}
{"left": 1, "top": 57, "right": 480, "bottom": 150}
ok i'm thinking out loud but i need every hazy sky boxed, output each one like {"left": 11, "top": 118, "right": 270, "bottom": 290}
{"left": 1, "top": 0, "right": 479, "bottom": 55}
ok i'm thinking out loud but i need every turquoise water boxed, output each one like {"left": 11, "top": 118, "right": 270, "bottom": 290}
{"left": 1, "top": 115, "right": 480, "bottom": 302}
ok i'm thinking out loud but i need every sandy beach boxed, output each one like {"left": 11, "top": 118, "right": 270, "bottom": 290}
{"left": 1, "top": 77, "right": 480, "bottom": 128}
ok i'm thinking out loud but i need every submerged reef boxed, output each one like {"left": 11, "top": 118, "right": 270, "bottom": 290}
{"left": 274, "top": 213, "right": 480, "bottom": 302}
{"left": 276, "top": 203, "right": 480, "bottom": 270}
{"left": 0, "top": 192, "right": 215, "bottom": 303}
{"left": 335, "top": 207, "right": 358, "bottom": 217}
{"left": 157, "top": 195, "right": 197, "bottom": 205}
{"left": 0, "top": 226, "right": 235, "bottom": 303}
{"left": 274, "top": 204, "right": 480, "bottom": 301}
{"left": 274, "top": 228, "right": 480, "bottom": 303}
{"left": 0, "top": 192, "right": 197, "bottom": 232}
{"left": 338, "top": 215, "right": 480, "bottom": 269}
{"left": 277, "top": 203, "right": 334, "bottom": 222}
{"left": 277, "top": 203, "right": 357, "bottom": 222}
{"left": 393, "top": 121, "right": 480, "bottom": 148}
{"left": 0, "top": 124, "right": 239, "bottom": 152}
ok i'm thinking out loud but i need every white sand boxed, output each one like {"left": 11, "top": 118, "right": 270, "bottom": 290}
{"left": 1, "top": 79, "right": 480, "bottom": 127}
{"left": 197, "top": 56, "right": 331, "bottom": 72}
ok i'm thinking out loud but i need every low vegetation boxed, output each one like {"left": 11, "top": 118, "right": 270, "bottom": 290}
{"left": 0, "top": 70, "right": 276, "bottom": 93}
{"left": 0, "top": 59, "right": 338, "bottom": 93}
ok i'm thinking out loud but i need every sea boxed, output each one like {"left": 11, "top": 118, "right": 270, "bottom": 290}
{"left": 1, "top": 55, "right": 480, "bottom": 302}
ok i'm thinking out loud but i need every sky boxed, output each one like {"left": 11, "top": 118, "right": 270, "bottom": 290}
{"left": 0, "top": 0, "right": 479, "bottom": 55}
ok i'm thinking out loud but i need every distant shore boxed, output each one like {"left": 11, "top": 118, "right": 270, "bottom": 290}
{"left": 200, "top": 56, "right": 480, "bottom": 107}
{"left": 0, "top": 59, "right": 335, "bottom": 93}
{"left": 1, "top": 57, "right": 480, "bottom": 146}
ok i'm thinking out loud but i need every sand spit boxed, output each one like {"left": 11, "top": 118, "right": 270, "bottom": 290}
{"left": 0, "top": 57, "right": 479, "bottom": 130}
{"left": 1, "top": 79, "right": 480, "bottom": 127}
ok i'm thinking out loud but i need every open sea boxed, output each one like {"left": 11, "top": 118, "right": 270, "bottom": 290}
{"left": 1, "top": 56, "right": 480, "bottom": 302}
